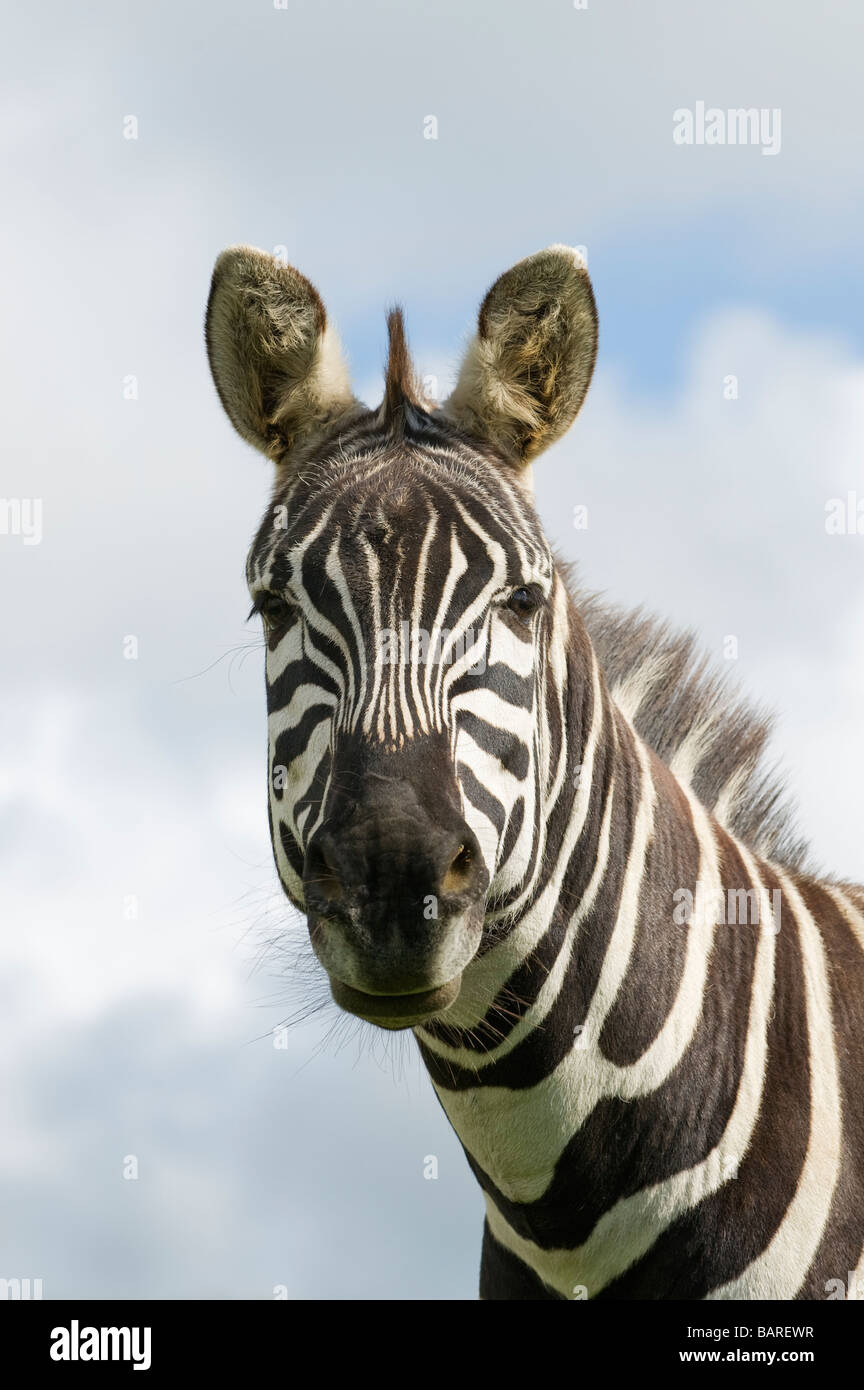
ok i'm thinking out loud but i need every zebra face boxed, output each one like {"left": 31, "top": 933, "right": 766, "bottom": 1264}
{"left": 206, "top": 243, "right": 597, "bottom": 1027}
{"left": 247, "top": 443, "right": 555, "bottom": 1026}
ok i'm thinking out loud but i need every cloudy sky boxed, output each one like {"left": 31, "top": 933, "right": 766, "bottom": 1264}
{"left": 2, "top": 0, "right": 863, "bottom": 1299}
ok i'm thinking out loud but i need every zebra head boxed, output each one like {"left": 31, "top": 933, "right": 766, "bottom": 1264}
{"left": 206, "top": 246, "right": 597, "bottom": 1028}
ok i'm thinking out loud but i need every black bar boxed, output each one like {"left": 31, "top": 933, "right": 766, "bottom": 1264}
{"left": 5, "top": 1297, "right": 859, "bottom": 1375}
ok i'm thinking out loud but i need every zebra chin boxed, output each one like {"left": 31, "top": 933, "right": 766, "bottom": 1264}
{"left": 306, "top": 907, "right": 486, "bottom": 1030}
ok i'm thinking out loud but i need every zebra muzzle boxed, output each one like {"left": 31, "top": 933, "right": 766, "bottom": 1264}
{"left": 300, "top": 744, "right": 489, "bottom": 1023}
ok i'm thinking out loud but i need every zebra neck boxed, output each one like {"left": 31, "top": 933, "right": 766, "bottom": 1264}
{"left": 416, "top": 634, "right": 773, "bottom": 1202}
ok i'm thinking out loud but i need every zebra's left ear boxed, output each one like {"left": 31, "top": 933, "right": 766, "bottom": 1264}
{"left": 441, "top": 246, "right": 597, "bottom": 466}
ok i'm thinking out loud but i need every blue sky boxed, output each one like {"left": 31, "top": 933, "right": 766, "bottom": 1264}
{"left": 2, "top": 0, "right": 864, "bottom": 1299}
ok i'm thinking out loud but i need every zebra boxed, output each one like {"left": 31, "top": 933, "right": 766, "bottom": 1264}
{"left": 205, "top": 244, "right": 864, "bottom": 1300}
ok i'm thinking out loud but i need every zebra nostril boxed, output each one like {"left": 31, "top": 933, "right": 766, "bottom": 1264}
{"left": 305, "top": 841, "right": 344, "bottom": 904}
{"left": 441, "top": 841, "right": 475, "bottom": 897}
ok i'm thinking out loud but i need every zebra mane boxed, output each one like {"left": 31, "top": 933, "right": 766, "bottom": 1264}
{"left": 568, "top": 573, "right": 812, "bottom": 871}
{"left": 382, "top": 308, "right": 427, "bottom": 433}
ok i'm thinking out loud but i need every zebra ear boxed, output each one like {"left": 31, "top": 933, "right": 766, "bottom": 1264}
{"left": 442, "top": 246, "right": 597, "bottom": 465}
{"left": 205, "top": 246, "right": 358, "bottom": 462}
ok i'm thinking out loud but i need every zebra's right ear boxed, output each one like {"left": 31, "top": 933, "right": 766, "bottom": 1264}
{"left": 441, "top": 246, "right": 598, "bottom": 467}
{"left": 205, "top": 246, "right": 359, "bottom": 463}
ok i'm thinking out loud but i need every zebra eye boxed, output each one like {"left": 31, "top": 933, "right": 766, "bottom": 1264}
{"left": 257, "top": 593, "right": 294, "bottom": 630}
{"left": 506, "top": 586, "right": 541, "bottom": 623}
